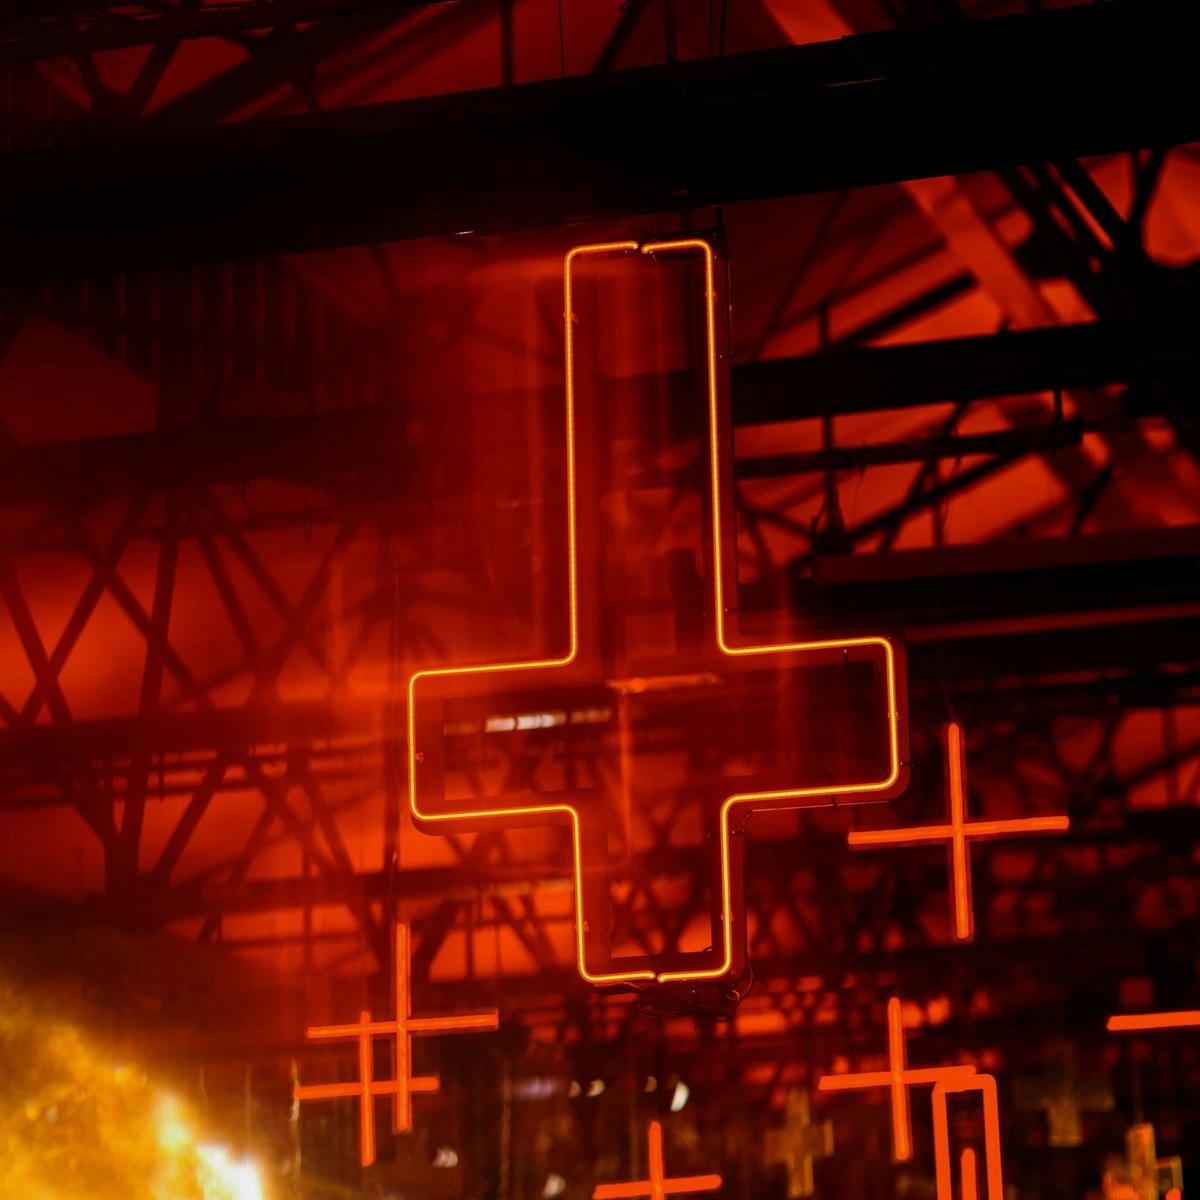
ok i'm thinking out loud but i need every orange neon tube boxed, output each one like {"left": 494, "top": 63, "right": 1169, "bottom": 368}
{"left": 818, "top": 1066, "right": 977, "bottom": 1091}
{"left": 1107, "top": 1011, "right": 1200, "bottom": 1033}
{"left": 592, "top": 1121, "right": 722, "bottom": 1200}
{"left": 888, "top": 997, "right": 912, "bottom": 1162}
{"left": 931, "top": 1074, "right": 1004, "bottom": 1200}
{"left": 960, "top": 1149, "right": 978, "bottom": 1200}
{"left": 408, "top": 238, "right": 905, "bottom": 986}
{"left": 392, "top": 921, "right": 497, "bottom": 1130}
{"left": 947, "top": 722, "right": 972, "bottom": 940}
{"left": 358, "top": 1010, "right": 374, "bottom": 1165}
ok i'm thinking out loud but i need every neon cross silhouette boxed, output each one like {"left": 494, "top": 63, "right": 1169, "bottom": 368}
{"left": 817, "top": 996, "right": 975, "bottom": 1161}
{"left": 408, "top": 237, "right": 908, "bottom": 986}
{"left": 293, "top": 921, "right": 497, "bottom": 1165}
{"left": 764, "top": 1089, "right": 833, "bottom": 1198}
{"left": 848, "top": 721, "right": 1068, "bottom": 941}
{"left": 593, "top": 1119, "right": 722, "bottom": 1199}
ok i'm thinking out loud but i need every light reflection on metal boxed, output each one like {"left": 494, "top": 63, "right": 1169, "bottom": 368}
{"left": 592, "top": 1119, "right": 722, "bottom": 1199}
{"left": 817, "top": 997, "right": 974, "bottom": 1162}
{"left": 408, "top": 237, "right": 907, "bottom": 986}
{"left": 1107, "top": 1010, "right": 1200, "bottom": 1033}
{"left": 293, "top": 922, "right": 498, "bottom": 1165}
{"left": 848, "top": 721, "right": 1068, "bottom": 941}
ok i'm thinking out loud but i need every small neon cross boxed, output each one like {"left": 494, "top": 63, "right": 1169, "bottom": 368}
{"left": 293, "top": 921, "right": 498, "bottom": 1165}
{"left": 848, "top": 721, "right": 1069, "bottom": 940}
{"left": 409, "top": 238, "right": 908, "bottom": 986}
{"left": 817, "top": 996, "right": 975, "bottom": 1162}
{"left": 593, "top": 1120, "right": 722, "bottom": 1199}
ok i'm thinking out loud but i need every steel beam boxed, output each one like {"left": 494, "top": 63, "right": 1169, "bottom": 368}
{"left": 1, "top": 305, "right": 1198, "bottom": 508}
{"left": 2, "top": 2, "right": 1199, "bottom": 273}
{"left": 0, "top": 0, "right": 454, "bottom": 60}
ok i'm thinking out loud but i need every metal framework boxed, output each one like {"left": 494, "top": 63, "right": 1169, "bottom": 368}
{"left": 1, "top": 1, "right": 1199, "bottom": 1193}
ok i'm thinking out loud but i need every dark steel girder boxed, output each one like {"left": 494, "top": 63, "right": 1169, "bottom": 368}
{"left": 2, "top": 1, "right": 1200, "bottom": 275}
{"left": 0, "top": 0, "right": 454, "bottom": 60}
{"left": 2, "top": 304, "right": 1199, "bottom": 509}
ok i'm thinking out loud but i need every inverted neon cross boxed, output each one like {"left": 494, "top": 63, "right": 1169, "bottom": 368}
{"left": 848, "top": 721, "right": 1069, "bottom": 941}
{"left": 408, "top": 238, "right": 908, "bottom": 986}
{"left": 817, "top": 996, "right": 975, "bottom": 1162}
{"left": 293, "top": 921, "right": 497, "bottom": 1165}
{"left": 593, "top": 1120, "right": 722, "bottom": 1199}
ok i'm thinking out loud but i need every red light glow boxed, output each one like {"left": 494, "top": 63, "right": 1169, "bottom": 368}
{"left": 931, "top": 1073, "right": 1004, "bottom": 1200}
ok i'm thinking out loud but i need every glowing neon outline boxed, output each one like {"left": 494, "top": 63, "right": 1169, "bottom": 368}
{"left": 817, "top": 996, "right": 974, "bottom": 1162}
{"left": 408, "top": 238, "right": 904, "bottom": 985}
{"left": 293, "top": 921, "right": 498, "bottom": 1164}
{"left": 1107, "top": 1010, "right": 1200, "bottom": 1033}
{"left": 592, "top": 1119, "right": 723, "bottom": 1199}
{"left": 848, "top": 721, "right": 1068, "bottom": 941}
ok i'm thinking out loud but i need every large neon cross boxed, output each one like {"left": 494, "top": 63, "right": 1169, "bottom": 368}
{"left": 848, "top": 721, "right": 1068, "bottom": 941}
{"left": 592, "top": 1120, "right": 722, "bottom": 1199}
{"left": 408, "top": 238, "right": 908, "bottom": 986}
{"left": 293, "top": 921, "right": 497, "bottom": 1165}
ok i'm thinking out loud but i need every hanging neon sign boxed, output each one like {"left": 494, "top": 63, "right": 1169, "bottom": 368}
{"left": 408, "top": 238, "right": 909, "bottom": 986}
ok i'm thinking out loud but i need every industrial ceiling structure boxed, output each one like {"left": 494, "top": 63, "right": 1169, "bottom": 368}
{"left": 1, "top": 1, "right": 1199, "bottom": 1198}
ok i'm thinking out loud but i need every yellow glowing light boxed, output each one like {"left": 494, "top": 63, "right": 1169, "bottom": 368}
{"left": 409, "top": 238, "right": 905, "bottom": 986}
{"left": 196, "top": 1144, "right": 266, "bottom": 1200}
{"left": 0, "top": 983, "right": 267, "bottom": 1200}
